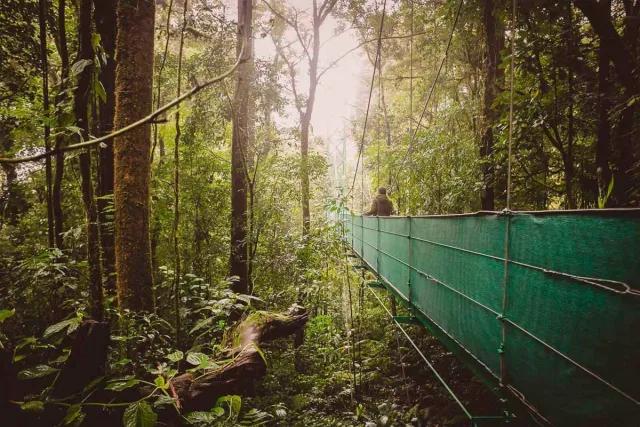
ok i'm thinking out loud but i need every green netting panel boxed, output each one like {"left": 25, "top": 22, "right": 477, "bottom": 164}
{"left": 340, "top": 210, "right": 640, "bottom": 426}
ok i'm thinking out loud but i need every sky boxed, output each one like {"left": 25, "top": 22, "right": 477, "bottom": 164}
{"left": 250, "top": 1, "right": 371, "bottom": 180}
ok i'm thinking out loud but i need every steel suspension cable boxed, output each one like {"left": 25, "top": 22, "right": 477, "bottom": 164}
{"left": 392, "top": 0, "right": 464, "bottom": 188}
{"left": 0, "top": 41, "right": 246, "bottom": 164}
{"left": 365, "top": 283, "right": 473, "bottom": 419}
{"left": 506, "top": 0, "right": 516, "bottom": 209}
{"left": 499, "top": 0, "right": 517, "bottom": 388}
{"left": 347, "top": 0, "right": 388, "bottom": 199}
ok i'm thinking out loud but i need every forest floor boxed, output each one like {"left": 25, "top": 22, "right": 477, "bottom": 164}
{"left": 247, "top": 293, "right": 505, "bottom": 427}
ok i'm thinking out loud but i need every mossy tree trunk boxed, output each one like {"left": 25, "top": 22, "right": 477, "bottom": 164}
{"left": 113, "top": 0, "right": 155, "bottom": 311}
{"left": 75, "top": 0, "right": 104, "bottom": 320}
{"left": 93, "top": 0, "right": 117, "bottom": 292}
{"left": 480, "top": 0, "right": 502, "bottom": 211}
{"left": 52, "top": 0, "right": 69, "bottom": 250}
{"left": 170, "top": 305, "right": 308, "bottom": 411}
{"left": 230, "top": 0, "right": 254, "bottom": 295}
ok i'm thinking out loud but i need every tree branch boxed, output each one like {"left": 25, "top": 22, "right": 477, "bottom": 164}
{"left": 0, "top": 42, "right": 246, "bottom": 164}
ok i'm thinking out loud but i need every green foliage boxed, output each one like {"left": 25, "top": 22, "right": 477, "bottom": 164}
{"left": 17, "top": 364, "right": 58, "bottom": 380}
{"left": 122, "top": 401, "right": 157, "bottom": 427}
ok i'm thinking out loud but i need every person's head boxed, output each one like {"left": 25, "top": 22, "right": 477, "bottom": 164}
{"left": 377, "top": 187, "right": 387, "bottom": 195}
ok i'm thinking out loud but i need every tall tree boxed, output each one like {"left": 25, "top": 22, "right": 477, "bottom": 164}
{"left": 230, "top": 0, "right": 253, "bottom": 294}
{"left": 574, "top": 0, "right": 640, "bottom": 206}
{"left": 93, "top": 0, "right": 117, "bottom": 291}
{"left": 38, "top": 0, "right": 54, "bottom": 247}
{"left": 74, "top": 0, "right": 103, "bottom": 320}
{"left": 595, "top": 0, "right": 612, "bottom": 204}
{"left": 268, "top": 0, "right": 338, "bottom": 235}
{"left": 52, "top": 0, "right": 69, "bottom": 249}
{"left": 480, "top": 0, "right": 503, "bottom": 211}
{"left": 113, "top": 0, "right": 155, "bottom": 311}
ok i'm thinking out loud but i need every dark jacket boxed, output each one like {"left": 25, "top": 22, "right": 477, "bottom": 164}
{"left": 365, "top": 194, "right": 394, "bottom": 216}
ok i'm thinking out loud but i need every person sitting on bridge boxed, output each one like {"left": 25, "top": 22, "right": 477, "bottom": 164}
{"left": 364, "top": 187, "right": 395, "bottom": 216}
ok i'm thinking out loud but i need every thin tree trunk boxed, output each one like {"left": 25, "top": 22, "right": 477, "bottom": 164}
{"left": 230, "top": 0, "right": 253, "bottom": 294}
{"left": 38, "top": 0, "right": 54, "bottom": 247}
{"left": 300, "top": 2, "right": 322, "bottom": 236}
{"left": 150, "top": 0, "right": 174, "bottom": 289}
{"left": 565, "top": 3, "right": 576, "bottom": 209}
{"left": 93, "top": 0, "right": 117, "bottom": 292}
{"left": 300, "top": 117, "right": 311, "bottom": 235}
{"left": 480, "top": 0, "right": 500, "bottom": 211}
{"left": 75, "top": 0, "right": 103, "bottom": 320}
{"left": 113, "top": 0, "right": 155, "bottom": 311}
{"left": 52, "top": 0, "right": 69, "bottom": 250}
{"left": 173, "top": 0, "right": 188, "bottom": 346}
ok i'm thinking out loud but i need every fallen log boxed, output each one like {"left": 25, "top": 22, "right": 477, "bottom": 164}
{"left": 170, "top": 304, "right": 308, "bottom": 412}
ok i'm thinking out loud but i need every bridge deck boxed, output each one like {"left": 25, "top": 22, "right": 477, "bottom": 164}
{"left": 341, "top": 209, "right": 640, "bottom": 426}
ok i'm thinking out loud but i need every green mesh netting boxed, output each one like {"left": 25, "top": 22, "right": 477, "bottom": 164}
{"left": 342, "top": 210, "right": 640, "bottom": 426}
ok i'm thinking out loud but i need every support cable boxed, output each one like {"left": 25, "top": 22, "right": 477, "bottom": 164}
{"left": 0, "top": 41, "right": 246, "bottom": 164}
{"left": 499, "top": 0, "right": 517, "bottom": 388}
{"left": 365, "top": 283, "right": 473, "bottom": 420}
{"left": 347, "top": 0, "right": 388, "bottom": 198}
{"left": 341, "top": 221, "right": 359, "bottom": 399}
{"left": 172, "top": 0, "right": 188, "bottom": 350}
{"left": 392, "top": 0, "right": 464, "bottom": 187}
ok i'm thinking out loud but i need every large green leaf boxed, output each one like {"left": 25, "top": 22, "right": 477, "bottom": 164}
{"left": 0, "top": 308, "right": 15, "bottom": 323}
{"left": 186, "top": 352, "right": 209, "bottom": 366}
{"left": 105, "top": 377, "right": 140, "bottom": 391}
{"left": 216, "top": 395, "right": 241, "bottom": 416}
{"left": 166, "top": 350, "right": 184, "bottom": 362}
{"left": 17, "top": 364, "right": 58, "bottom": 380}
{"left": 43, "top": 318, "right": 80, "bottom": 338}
{"left": 185, "top": 411, "right": 222, "bottom": 424}
{"left": 63, "top": 404, "right": 85, "bottom": 426}
{"left": 122, "top": 401, "right": 157, "bottom": 427}
{"left": 20, "top": 400, "right": 45, "bottom": 412}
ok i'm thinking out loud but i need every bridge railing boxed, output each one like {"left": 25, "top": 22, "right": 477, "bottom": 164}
{"left": 340, "top": 208, "right": 640, "bottom": 426}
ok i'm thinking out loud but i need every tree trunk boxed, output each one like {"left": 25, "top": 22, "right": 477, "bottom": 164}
{"left": 299, "top": 2, "right": 322, "bottom": 236}
{"left": 574, "top": 0, "right": 639, "bottom": 206}
{"left": 38, "top": 0, "right": 54, "bottom": 248}
{"left": 113, "top": 0, "right": 155, "bottom": 311}
{"left": 51, "top": 321, "right": 110, "bottom": 398}
{"left": 93, "top": 0, "right": 117, "bottom": 292}
{"left": 52, "top": 0, "right": 69, "bottom": 250}
{"left": 480, "top": 0, "right": 501, "bottom": 211}
{"left": 230, "top": 0, "right": 253, "bottom": 294}
{"left": 564, "top": 3, "right": 576, "bottom": 209}
{"left": 595, "top": 29, "right": 611, "bottom": 199}
{"left": 300, "top": 117, "right": 311, "bottom": 235}
{"left": 75, "top": 0, "right": 104, "bottom": 321}
{"left": 172, "top": 0, "right": 188, "bottom": 347}
{"left": 170, "top": 305, "right": 308, "bottom": 411}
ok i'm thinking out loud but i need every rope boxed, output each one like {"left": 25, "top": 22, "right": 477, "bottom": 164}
{"left": 500, "top": 0, "right": 517, "bottom": 388}
{"left": 341, "top": 219, "right": 359, "bottom": 400}
{"left": 392, "top": 0, "right": 464, "bottom": 188}
{"left": 0, "top": 41, "right": 246, "bottom": 164}
{"left": 506, "top": 0, "right": 516, "bottom": 209}
{"left": 172, "top": 0, "right": 188, "bottom": 350}
{"left": 347, "top": 0, "right": 388, "bottom": 199}
{"left": 406, "top": 0, "right": 414, "bottom": 214}
{"left": 365, "top": 283, "right": 473, "bottom": 419}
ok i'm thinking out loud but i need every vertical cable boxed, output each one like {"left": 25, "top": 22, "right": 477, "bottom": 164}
{"left": 500, "top": 0, "right": 517, "bottom": 388}
{"left": 38, "top": 0, "right": 54, "bottom": 248}
{"left": 348, "top": 0, "right": 388, "bottom": 198}
{"left": 173, "top": 0, "right": 188, "bottom": 348}
{"left": 506, "top": 0, "right": 516, "bottom": 209}
{"left": 407, "top": 0, "right": 414, "bottom": 215}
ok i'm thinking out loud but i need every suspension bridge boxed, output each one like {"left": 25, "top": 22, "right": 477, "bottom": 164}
{"left": 339, "top": 208, "right": 640, "bottom": 426}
